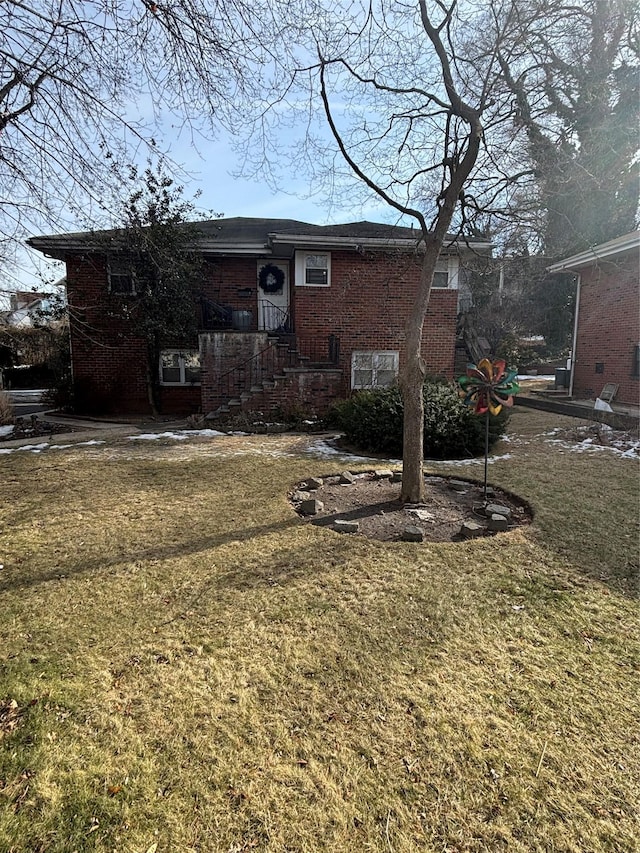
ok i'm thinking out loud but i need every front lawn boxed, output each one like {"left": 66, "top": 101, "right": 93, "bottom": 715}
{"left": 0, "top": 410, "right": 638, "bottom": 852}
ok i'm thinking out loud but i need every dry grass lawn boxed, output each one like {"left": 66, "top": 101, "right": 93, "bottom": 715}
{"left": 0, "top": 409, "right": 638, "bottom": 852}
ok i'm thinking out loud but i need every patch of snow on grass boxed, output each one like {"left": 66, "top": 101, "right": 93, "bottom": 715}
{"left": 303, "top": 437, "right": 513, "bottom": 467}
{"left": 0, "top": 425, "right": 14, "bottom": 438}
{"left": 438, "top": 453, "right": 513, "bottom": 466}
{"left": 302, "top": 437, "right": 387, "bottom": 463}
{"left": 130, "top": 429, "right": 225, "bottom": 441}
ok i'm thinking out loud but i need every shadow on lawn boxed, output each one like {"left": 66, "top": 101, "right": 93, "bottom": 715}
{"left": 0, "top": 515, "right": 312, "bottom": 595}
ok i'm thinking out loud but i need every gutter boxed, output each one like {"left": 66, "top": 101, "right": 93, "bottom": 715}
{"left": 547, "top": 230, "right": 640, "bottom": 272}
{"left": 569, "top": 274, "right": 581, "bottom": 397}
{"left": 269, "top": 233, "right": 491, "bottom": 252}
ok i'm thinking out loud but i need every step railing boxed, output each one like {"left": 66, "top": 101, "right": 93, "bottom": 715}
{"left": 214, "top": 342, "right": 281, "bottom": 402}
{"left": 258, "top": 299, "right": 292, "bottom": 333}
{"left": 197, "top": 295, "right": 233, "bottom": 330}
{"left": 211, "top": 334, "right": 341, "bottom": 411}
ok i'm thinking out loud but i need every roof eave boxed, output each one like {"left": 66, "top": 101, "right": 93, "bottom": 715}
{"left": 197, "top": 241, "right": 271, "bottom": 255}
{"left": 547, "top": 230, "right": 640, "bottom": 272}
{"left": 269, "top": 232, "right": 491, "bottom": 251}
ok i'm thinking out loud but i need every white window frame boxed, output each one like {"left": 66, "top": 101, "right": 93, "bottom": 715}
{"left": 431, "top": 256, "right": 459, "bottom": 289}
{"left": 295, "top": 251, "right": 331, "bottom": 287}
{"left": 159, "top": 349, "right": 201, "bottom": 386}
{"left": 107, "top": 256, "right": 136, "bottom": 295}
{"left": 351, "top": 350, "right": 399, "bottom": 390}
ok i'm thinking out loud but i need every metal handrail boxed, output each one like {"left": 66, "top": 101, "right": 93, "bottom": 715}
{"left": 258, "top": 298, "right": 292, "bottom": 332}
{"left": 209, "top": 334, "right": 341, "bottom": 410}
{"left": 197, "top": 295, "right": 233, "bottom": 329}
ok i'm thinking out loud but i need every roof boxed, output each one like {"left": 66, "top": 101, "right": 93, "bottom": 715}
{"left": 27, "top": 216, "right": 491, "bottom": 260}
{"left": 547, "top": 230, "right": 640, "bottom": 272}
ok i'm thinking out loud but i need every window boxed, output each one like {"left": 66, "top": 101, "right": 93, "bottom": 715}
{"left": 160, "top": 350, "right": 201, "bottom": 385}
{"left": 295, "top": 251, "right": 331, "bottom": 286}
{"left": 595, "top": 362, "right": 605, "bottom": 374}
{"left": 633, "top": 345, "right": 640, "bottom": 377}
{"left": 432, "top": 258, "right": 450, "bottom": 288}
{"left": 107, "top": 256, "right": 135, "bottom": 295}
{"left": 431, "top": 254, "right": 465, "bottom": 288}
{"left": 351, "top": 351, "right": 399, "bottom": 390}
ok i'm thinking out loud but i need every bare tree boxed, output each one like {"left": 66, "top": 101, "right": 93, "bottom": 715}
{"left": 238, "top": 0, "right": 637, "bottom": 502}
{"left": 0, "top": 0, "right": 279, "bottom": 264}
{"left": 240, "top": 1, "right": 526, "bottom": 502}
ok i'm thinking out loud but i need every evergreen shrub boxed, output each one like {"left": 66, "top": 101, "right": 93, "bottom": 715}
{"left": 328, "top": 379, "right": 510, "bottom": 459}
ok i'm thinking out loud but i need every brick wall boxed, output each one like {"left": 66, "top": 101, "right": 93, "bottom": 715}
{"left": 65, "top": 254, "right": 200, "bottom": 415}
{"left": 573, "top": 252, "right": 639, "bottom": 406}
{"left": 199, "top": 251, "right": 458, "bottom": 385}
{"left": 200, "top": 331, "right": 272, "bottom": 412}
{"left": 290, "top": 249, "right": 457, "bottom": 396}
{"left": 230, "top": 368, "right": 343, "bottom": 419}
{"left": 65, "top": 247, "right": 460, "bottom": 415}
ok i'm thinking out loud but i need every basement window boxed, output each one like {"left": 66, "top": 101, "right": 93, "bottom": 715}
{"left": 160, "top": 350, "right": 201, "bottom": 385}
{"left": 295, "top": 251, "right": 331, "bottom": 286}
{"left": 351, "top": 351, "right": 399, "bottom": 390}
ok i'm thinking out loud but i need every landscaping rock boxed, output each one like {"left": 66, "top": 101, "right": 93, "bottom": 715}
{"left": 300, "top": 498, "right": 324, "bottom": 516}
{"left": 292, "top": 490, "right": 311, "bottom": 502}
{"left": 402, "top": 525, "right": 425, "bottom": 542}
{"left": 305, "top": 477, "right": 324, "bottom": 490}
{"left": 374, "top": 469, "right": 393, "bottom": 480}
{"left": 461, "top": 521, "right": 484, "bottom": 539}
{"left": 410, "top": 509, "right": 434, "bottom": 521}
{"left": 484, "top": 503, "right": 512, "bottom": 519}
{"left": 333, "top": 519, "right": 359, "bottom": 534}
{"left": 339, "top": 471, "right": 356, "bottom": 484}
{"left": 449, "top": 479, "right": 469, "bottom": 492}
{"left": 391, "top": 471, "right": 403, "bottom": 483}
{"left": 488, "top": 513, "right": 509, "bottom": 532}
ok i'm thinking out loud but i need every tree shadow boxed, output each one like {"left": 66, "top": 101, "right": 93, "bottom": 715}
{"left": 0, "top": 515, "right": 309, "bottom": 595}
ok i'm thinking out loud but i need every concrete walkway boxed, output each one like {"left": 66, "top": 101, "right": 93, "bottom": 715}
{"left": 1, "top": 411, "right": 190, "bottom": 450}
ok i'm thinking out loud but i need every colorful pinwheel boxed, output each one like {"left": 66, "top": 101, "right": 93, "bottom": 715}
{"left": 458, "top": 358, "right": 520, "bottom": 416}
{"left": 458, "top": 358, "right": 520, "bottom": 502}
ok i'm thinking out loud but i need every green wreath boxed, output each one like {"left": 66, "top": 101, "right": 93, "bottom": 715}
{"left": 258, "top": 263, "right": 285, "bottom": 294}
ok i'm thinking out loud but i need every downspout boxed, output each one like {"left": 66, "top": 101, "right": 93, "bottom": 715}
{"left": 569, "top": 273, "right": 581, "bottom": 398}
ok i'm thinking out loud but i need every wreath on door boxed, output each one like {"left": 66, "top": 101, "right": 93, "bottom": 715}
{"left": 258, "top": 263, "right": 285, "bottom": 294}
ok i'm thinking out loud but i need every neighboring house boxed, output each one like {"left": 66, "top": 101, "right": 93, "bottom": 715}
{"left": 1, "top": 291, "right": 52, "bottom": 327}
{"left": 548, "top": 231, "right": 639, "bottom": 407}
{"left": 27, "top": 218, "right": 489, "bottom": 417}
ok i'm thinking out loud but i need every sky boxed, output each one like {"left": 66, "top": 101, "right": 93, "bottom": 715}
{"left": 11, "top": 121, "right": 394, "bottom": 299}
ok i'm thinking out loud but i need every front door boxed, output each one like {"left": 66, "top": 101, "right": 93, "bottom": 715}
{"left": 257, "top": 261, "right": 290, "bottom": 331}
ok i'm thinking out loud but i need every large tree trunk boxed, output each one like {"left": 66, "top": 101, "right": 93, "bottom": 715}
{"left": 400, "top": 244, "right": 441, "bottom": 503}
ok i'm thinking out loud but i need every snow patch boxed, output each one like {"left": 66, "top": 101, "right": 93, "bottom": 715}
{"left": 129, "top": 429, "right": 225, "bottom": 441}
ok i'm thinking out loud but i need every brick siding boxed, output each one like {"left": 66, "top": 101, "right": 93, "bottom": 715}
{"left": 64, "top": 247, "right": 459, "bottom": 415}
{"left": 572, "top": 252, "right": 639, "bottom": 406}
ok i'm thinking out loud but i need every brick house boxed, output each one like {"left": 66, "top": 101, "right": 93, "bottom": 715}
{"left": 27, "top": 218, "right": 489, "bottom": 417}
{"left": 548, "top": 231, "right": 639, "bottom": 407}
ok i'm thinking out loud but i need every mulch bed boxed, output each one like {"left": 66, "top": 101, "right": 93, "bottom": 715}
{"left": 291, "top": 471, "right": 533, "bottom": 543}
{"left": 1, "top": 418, "right": 79, "bottom": 443}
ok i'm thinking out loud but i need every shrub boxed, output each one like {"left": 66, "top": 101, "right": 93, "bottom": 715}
{"left": 327, "top": 380, "right": 510, "bottom": 459}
